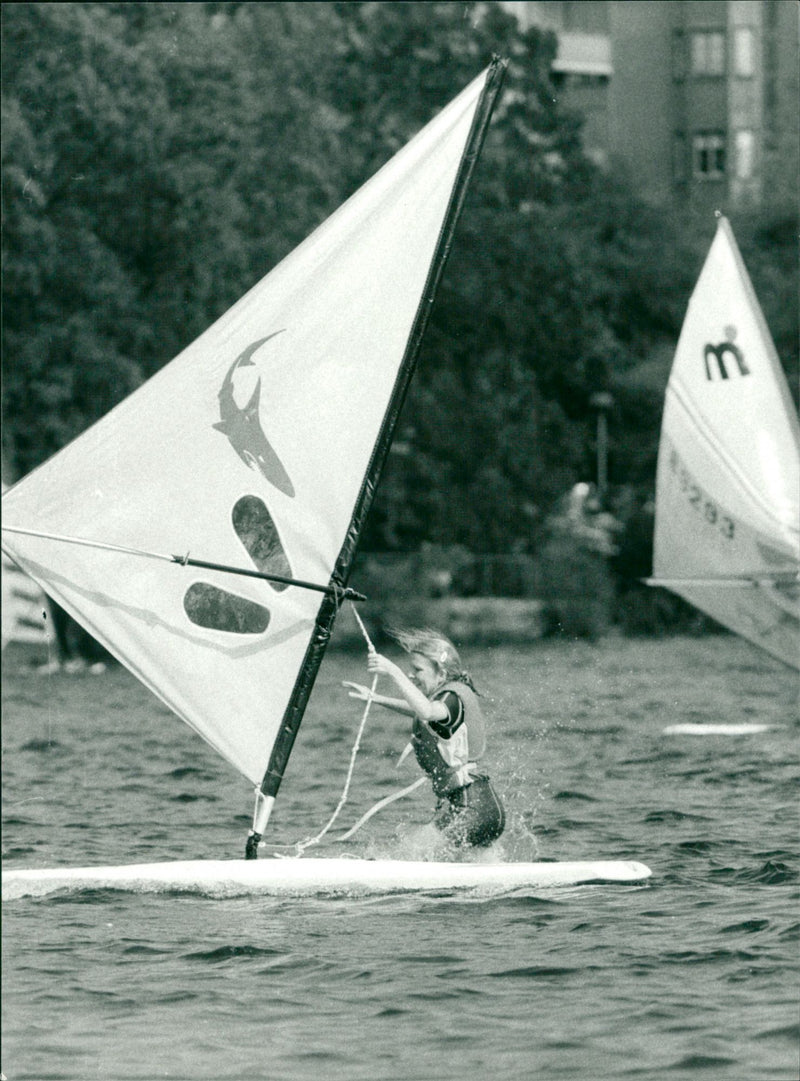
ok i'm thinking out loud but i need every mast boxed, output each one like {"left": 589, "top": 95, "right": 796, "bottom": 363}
{"left": 246, "top": 58, "right": 508, "bottom": 857}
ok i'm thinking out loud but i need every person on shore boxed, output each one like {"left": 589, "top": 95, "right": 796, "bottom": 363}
{"left": 37, "top": 603, "right": 108, "bottom": 674}
{"left": 343, "top": 627, "right": 505, "bottom": 850}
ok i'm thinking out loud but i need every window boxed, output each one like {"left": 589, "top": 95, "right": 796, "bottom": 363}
{"left": 693, "top": 134, "right": 726, "bottom": 178}
{"left": 735, "top": 130, "right": 755, "bottom": 179}
{"left": 691, "top": 31, "right": 726, "bottom": 76}
{"left": 733, "top": 27, "right": 755, "bottom": 76}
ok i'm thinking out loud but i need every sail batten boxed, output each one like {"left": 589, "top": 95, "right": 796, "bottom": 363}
{"left": 2, "top": 63, "right": 507, "bottom": 794}
{"left": 652, "top": 215, "right": 800, "bottom": 669}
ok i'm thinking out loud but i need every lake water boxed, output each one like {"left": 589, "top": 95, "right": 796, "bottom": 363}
{"left": 2, "top": 634, "right": 798, "bottom": 1081}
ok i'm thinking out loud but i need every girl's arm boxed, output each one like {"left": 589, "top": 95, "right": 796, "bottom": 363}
{"left": 342, "top": 682, "right": 416, "bottom": 716}
{"left": 366, "top": 652, "right": 449, "bottom": 724}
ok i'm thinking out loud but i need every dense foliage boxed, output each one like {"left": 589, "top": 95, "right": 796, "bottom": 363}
{"left": 3, "top": 1, "right": 797, "bottom": 563}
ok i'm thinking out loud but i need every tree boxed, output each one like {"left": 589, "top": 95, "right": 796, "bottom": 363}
{"left": 1, "top": 2, "right": 354, "bottom": 473}
{"left": 6, "top": 2, "right": 792, "bottom": 562}
{"left": 3, "top": 4, "right": 167, "bottom": 469}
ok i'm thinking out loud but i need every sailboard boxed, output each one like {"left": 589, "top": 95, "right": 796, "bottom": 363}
{"left": 1, "top": 858, "right": 652, "bottom": 902}
{"left": 2, "top": 61, "right": 651, "bottom": 895}
{"left": 649, "top": 215, "right": 800, "bottom": 670}
{"left": 662, "top": 723, "right": 772, "bottom": 736}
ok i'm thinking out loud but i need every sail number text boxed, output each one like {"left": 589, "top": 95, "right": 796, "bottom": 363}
{"left": 669, "top": 450, "right": 735, "bottom": 541}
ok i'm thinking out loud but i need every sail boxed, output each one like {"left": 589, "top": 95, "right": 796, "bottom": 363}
{"left": 1, "top": 63, "right": 505, "bottom": 784}
{"left": 652, "top": 215, "right": 800, "bottom": 669}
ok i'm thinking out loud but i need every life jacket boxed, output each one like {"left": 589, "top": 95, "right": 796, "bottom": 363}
{"left": 411, "top": 680, "right": 487, "bottom": 797}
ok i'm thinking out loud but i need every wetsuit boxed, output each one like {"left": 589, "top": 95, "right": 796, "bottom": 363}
{"left": 411, "top": 680, "right": 505, "bottom": 848}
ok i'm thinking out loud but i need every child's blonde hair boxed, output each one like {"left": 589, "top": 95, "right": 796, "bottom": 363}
{"left": 387, "top": 626, "right": 477, "bottom": 691}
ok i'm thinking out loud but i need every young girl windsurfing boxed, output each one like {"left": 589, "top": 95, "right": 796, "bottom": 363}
{"left": 343, "top": 628, "right": 505, "bottom": 849}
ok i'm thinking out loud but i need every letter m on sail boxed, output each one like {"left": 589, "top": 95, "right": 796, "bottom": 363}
{"left": 703, "top": 341, "right": 750, "bottom": 380}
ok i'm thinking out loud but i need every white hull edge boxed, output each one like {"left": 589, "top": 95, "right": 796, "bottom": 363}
{"left": 663, "top": 723, "right": 772, "bottom": 735}
{"left": 2, "top": 857, "right": 652, "bottom": 901}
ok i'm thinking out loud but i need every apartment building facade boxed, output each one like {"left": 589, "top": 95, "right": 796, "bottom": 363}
{"left": 502, "top": 0, "right": 799, "bottom": 210}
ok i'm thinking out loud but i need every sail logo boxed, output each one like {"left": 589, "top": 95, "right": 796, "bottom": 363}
{"left": 213, "top": 333, "right": 295, "bottom": 496}
{"left": 703, "top": 326, "right": 750, "bottom": 381}
{"left": 669, "top": 448, "right": 736, "bottom": 541}
{"left": 183, "top": 495, "right": 292, "bottom": 634}
{"left": 185, "top": 334, "right": 298, "bottom": 634}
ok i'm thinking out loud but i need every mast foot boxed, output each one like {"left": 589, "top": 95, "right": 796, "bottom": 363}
{"left": 245, "top": 831, "right": 261, "bottom": 860}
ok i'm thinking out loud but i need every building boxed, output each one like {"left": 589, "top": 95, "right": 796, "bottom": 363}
{"left": 502, "top": 0, "right": 799, "bottom": 210}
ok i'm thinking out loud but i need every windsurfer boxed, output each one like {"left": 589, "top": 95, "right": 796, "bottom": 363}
{"left": 343, "top": 628, "right": 505, "bottom": 848}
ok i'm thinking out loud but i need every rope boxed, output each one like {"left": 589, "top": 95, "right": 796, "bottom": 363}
{"left": 286, "top": 602, "right": 377, "bottom": 856}
{"left": 349, "top": 602, "right": 376, "bottom": 652}
{"left": 276, "top": 603, "right": 425, "bottom": 855}
{"left": 335, "top": 777, "right": 426, "bottom": 841}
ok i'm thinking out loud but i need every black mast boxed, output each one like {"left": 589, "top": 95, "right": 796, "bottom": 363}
{"left": 246, "top": 58, "right": 508, "bottom": 858}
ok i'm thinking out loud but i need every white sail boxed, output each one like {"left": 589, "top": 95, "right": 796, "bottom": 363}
{"left": 1, "top": 67, "right": 500, "bottom": 783}
{"left": 652, "top": 216, "right": 800, "bottom": 669}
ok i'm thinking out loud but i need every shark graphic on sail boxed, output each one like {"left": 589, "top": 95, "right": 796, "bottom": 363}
{"left": 1, "top": 63, "right": 507, "bottom": 837}
{"left": 212, "top": 332, "right": 295, "bottom": 497}
{"left": 649, "top": 215, "right": 800, "bottom": 670}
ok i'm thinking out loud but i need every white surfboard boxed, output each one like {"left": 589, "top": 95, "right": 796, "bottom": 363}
{"left": 2, "top": 857, "right": 652, "bottom": 901}
{"left": 663, "top": 723, "right": 771, "bottom": 735}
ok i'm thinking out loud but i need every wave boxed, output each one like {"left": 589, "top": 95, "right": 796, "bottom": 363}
{"left": 664, "top": 1053, "right": 737, "bottom": 1071}
{"left": 644, "top": 810, "right": 710, "bottom": 823}
{"left": 709, "top": 859, "right": 798, "bottom": 886}
{"left": 186, "top": 944, "right": 284, "bottom": 963}
{"left": 20, "top": 738, "right": 64, "bottom": 752}
{"left": 717, "top": 918, "right": 771, "bottom": 934}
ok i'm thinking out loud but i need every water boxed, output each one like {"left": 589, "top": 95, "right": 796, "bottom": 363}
{"left": 2, "top": 635, "right": 798, "bottom": 1081}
